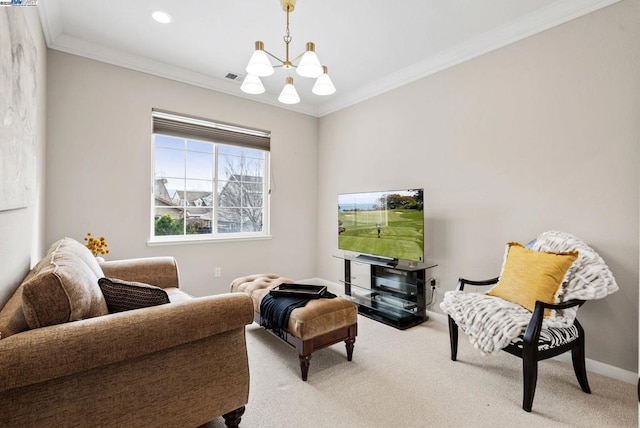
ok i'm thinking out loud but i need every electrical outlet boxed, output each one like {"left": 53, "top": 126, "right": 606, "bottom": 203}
{"left": 214, "top": 267, "right": 222, "bottom": 277}
{"left": 430, "top": 278, "right": 437, "bottom": 288}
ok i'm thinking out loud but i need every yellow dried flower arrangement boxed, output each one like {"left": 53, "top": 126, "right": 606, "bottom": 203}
{"left": 84, "top": 232, "right": 109, "bottom": 256}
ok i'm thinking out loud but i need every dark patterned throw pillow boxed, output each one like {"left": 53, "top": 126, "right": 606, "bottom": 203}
{"left": 98, "top": 278, "right": 170, "bottom": 313}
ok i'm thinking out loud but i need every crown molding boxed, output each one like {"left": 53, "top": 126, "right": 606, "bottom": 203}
{"left": 37, "top": 1, "right": 319, "bottom": 117}
{"left": 317, "top": 0, "right": 621, "bottom": 117}
{"left": 44, "top": 33, "right": 321, "bottom": 117}
{"left": 38, "top": 0, "right": 620, "bottom": 119}
{"left": 37, "top": 0, "right": 60, "bottom": 47}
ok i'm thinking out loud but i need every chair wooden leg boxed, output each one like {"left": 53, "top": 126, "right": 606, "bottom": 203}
{"left": 447, "top": 316, "right": 459, "bottom": 361}
{"left": 522, "top": 352, "right": 538, "bottom": 412}
{"left": 571, "top": 327, "right": 591, "bottom": 393}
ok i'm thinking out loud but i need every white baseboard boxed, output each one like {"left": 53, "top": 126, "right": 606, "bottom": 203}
{"left": 554, "top": 353, "right": 637, "bottom": 384}
{"left": 302, "top": 278, "right": 637, "bottom": 385}
{"left": 426, "top": 309, "right": 448, "bottom": 324}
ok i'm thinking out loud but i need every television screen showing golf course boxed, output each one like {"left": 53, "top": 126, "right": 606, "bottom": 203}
{"left": 338, "top": 189, "right": 424, "bottom": 262}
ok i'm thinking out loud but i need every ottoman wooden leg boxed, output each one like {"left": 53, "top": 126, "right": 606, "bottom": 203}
{"left": 345, "top": 337, "right": 355, "bottom": 361}
{"left": 299, "top": 354, "right": 311, "bottom": 381}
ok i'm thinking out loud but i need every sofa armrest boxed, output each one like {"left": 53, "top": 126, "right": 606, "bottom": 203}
{"left": 99, "top": 256, "right": 180, "bottom": 289}
{"left": 0, "top": 293, "right": 253, "bottom": 392}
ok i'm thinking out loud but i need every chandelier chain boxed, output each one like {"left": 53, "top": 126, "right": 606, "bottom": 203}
{"left": 283, "top": 5, "right": 292, "bottom": 66}
{"left": 284, "top": 5, "right": 292, "bottom": 43}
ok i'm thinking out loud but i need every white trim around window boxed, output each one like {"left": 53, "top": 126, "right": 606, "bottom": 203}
{"left": 149, "top": 110, "right": 271, "bottom": 244}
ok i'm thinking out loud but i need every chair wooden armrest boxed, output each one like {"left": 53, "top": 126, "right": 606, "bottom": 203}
{"left": 456, "top": 277, "right": 499, "bottom": 291}
{"left": 523, "top": 299, "right": 585, "bottom": 345}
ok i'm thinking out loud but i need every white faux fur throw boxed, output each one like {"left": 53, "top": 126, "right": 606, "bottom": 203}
{"left": 440, "top": 231, "right": 618, "bottom": 355}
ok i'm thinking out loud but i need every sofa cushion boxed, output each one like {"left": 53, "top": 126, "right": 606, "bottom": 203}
{"left": 0, "top": 286, "right": 30, "bottom": 339}
{"left": 98, "top": 278, "right": 170, "bottom": 313}
{"left": 20, "top": 238, "right": 109, "bottom": 329}
{"left": 163, "top": 287, "right": 193, "bottom": 303}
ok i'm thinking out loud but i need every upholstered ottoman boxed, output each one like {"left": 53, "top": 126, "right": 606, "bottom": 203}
{"left": 230, "top": 274, "right": 358, "bottom": 381}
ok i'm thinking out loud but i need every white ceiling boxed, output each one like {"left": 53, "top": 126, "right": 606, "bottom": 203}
{"left": 38, "top": 0, "right": 618, "bottom": 117}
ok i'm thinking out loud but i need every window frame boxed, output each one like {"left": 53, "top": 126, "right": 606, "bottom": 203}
{"left": 148, "top": 111, "right": 271, "bottom": 245}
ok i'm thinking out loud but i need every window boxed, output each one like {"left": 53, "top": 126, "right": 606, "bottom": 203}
{"left": 151, "top": 110, "right": 270, "bottom": 243}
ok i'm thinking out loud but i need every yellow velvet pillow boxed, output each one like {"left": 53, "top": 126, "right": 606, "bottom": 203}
{"left": 486, "top": 242, "right": 578, "bottom": 317}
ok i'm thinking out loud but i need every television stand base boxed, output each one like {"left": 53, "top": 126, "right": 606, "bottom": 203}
{"left": 356, "top": 305, "right": 428, "bottom": 330}
{"left": 338, "top": 255, "right": 437, "bottom": 330}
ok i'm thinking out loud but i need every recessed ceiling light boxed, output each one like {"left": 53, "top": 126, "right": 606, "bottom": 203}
{"left": 152, "top": 10, "right": 173, "bottom": 24}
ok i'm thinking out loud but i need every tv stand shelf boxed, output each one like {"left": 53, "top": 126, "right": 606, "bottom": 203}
{"left": 353, "top": 254, "right": 398, "bottom": 266}
{"left": 335, "top": 254, "right": 437, "bottom": 330}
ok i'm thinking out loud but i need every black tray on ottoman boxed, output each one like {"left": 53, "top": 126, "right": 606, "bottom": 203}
{"left": 270, "top": 283, "right": 327, "bottom": 298}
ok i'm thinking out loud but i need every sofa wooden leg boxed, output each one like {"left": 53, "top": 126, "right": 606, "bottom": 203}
{"left": 299, "top": 354, "right": 311, "bottom": 381}
{"left": 222, "top": 406, "right": 245, "bottom": 428}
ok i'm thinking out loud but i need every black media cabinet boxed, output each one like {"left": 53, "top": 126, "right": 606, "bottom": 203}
{"left": 337, "top": 254, "right": 437, "bottom": 330}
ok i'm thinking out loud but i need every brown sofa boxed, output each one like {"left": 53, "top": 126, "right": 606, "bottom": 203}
{"left": 0, "top": 237, "right": 254, "bottom": 427}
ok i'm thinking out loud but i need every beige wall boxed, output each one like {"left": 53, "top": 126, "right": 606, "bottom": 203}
{"left": 0, "top": 8, "right": 47, "bottom": 307}
{"left": 46, "top": 51, "right": 318, "bottom": 296}
{"left": 318, "top": 1, "right": 639, "bottom": 371}
{"left": 41, "top": 0, "right": 640, "bottom": 372}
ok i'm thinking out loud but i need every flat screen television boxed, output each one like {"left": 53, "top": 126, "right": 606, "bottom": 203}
{"left": 338, "top": 188, "right": 424, "bottom": 263}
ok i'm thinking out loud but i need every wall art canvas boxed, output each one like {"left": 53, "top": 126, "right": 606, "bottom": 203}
{"left": 0, "top": 8, "right": 37, "bottom": 211}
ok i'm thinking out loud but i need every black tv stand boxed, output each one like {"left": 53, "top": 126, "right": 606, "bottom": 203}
{"left": 355, "top": 254, "right": 398, "bottom": 267}
{"left": 336, "top": 254, "right": 437, "bottom": 330}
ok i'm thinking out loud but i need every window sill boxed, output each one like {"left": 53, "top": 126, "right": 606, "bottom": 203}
{"left": 147, "top": 234, "right": 272, "bottom": 246}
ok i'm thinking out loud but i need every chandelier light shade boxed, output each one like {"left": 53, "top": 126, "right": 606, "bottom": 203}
{"left": 278, "top": 77, "right": 301, "bottom": 104}
{"left": 240, "top": 73, "right": 266, "bottom": 94}
{"left": 312, "top": 66, "right": 336, "bottom": 95}
{"left": 245, "top": 41, "right": 274, "bottom": 77}
{"left": 296, "top": 42, "right": 323, "bottom": 78}
{"left": 241, "top": 0, "right": 335, "bottom": 105}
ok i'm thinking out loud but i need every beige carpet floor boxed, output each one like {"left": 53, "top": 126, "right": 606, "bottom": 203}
{"left": 207, "top": 314, "right": 636, "bottom": 427}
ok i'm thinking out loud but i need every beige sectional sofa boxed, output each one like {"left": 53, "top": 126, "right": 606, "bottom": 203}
{"left": 0, "top": 237, "right": 254, "bottom": 427}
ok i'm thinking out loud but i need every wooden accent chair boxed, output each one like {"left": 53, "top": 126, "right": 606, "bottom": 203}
{"left": 448, "top": 277, "right": 590, "bottom": 412}
{"left": 441, "top": 231, "right": 618, "bottom": 412}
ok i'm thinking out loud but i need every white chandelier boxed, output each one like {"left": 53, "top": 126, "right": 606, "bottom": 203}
{"left": 240, "top": 0, "right": 336, "bottom": 104}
